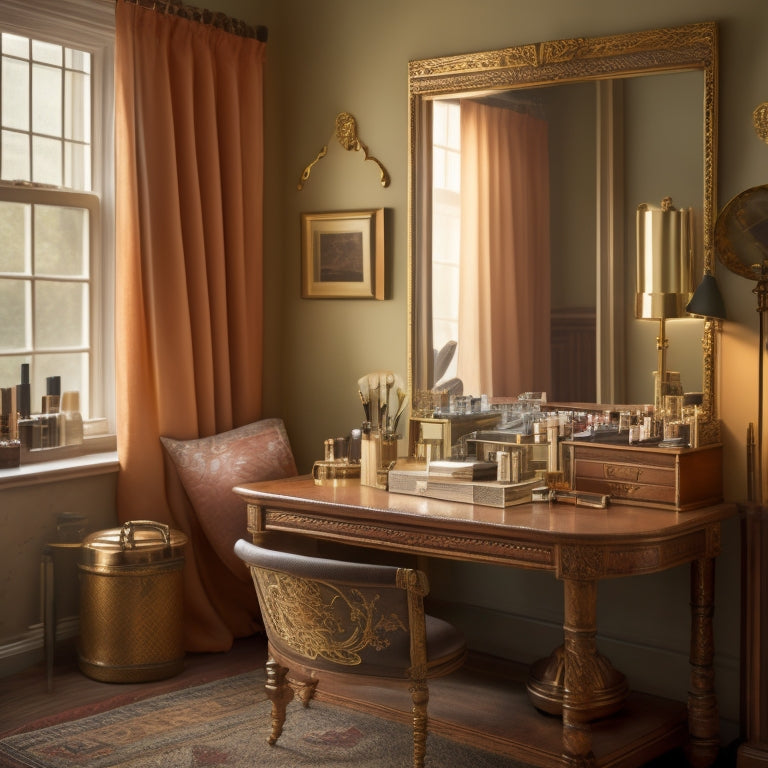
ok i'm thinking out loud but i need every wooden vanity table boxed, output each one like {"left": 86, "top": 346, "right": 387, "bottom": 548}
{"left": 234, "top": 475, "right": 736, "bottom": 768}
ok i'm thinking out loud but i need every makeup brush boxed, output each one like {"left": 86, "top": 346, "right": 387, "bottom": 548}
{"left": 384, "top": 373, "right": 394, "bottom": 432}
{"left": 368, "top": 374, "right": 380, "bottom": 430}
{"left": 357, "top": 375, "right": 371, "bottom": 423}
{"left": 393, "top": 388, "right": 408, "bottom": 435}
{"left": 358, "top": 389, "right": 370, "bottom": 422}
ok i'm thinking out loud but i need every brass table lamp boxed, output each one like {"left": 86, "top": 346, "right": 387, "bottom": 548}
{"left": 635, "top": 197, "right": 694, "bottom": 420}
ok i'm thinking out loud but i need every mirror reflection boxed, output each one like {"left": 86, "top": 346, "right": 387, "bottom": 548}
{"left": 409, "top": 23, "right": 717, "bottom": 412}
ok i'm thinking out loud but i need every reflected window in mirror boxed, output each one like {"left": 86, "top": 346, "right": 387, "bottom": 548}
{"left": 431, "top": 101, "right": 461, "bottom": 391}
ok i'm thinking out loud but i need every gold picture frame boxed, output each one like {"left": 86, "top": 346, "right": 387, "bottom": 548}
{"left": 301, "top": 208, "right": 385, "bottom": 299}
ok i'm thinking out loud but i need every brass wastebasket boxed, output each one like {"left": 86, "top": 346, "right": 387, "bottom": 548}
{"left": 78, "top": 520, "right": 188, "bottom": 683}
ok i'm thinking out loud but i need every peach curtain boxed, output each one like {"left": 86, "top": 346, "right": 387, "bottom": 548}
{"left": 458, "top": 101, "right": 551, "bottom": 396}
{"left": 114, "top": 0, "right": 266, "bottom": 651}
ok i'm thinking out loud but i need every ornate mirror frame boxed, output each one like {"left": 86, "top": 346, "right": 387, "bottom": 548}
{"left": 407, "top": 22, "right": 719, "bottom": 435}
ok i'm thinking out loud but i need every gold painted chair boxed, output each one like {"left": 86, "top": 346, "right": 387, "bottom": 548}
{"left": 234, "top": 537, "right": 467, "bottom": 768}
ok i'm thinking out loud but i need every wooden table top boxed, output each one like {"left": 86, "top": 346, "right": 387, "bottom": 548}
{"left": 235, "top": 475, "right": 738, "bottom": 577}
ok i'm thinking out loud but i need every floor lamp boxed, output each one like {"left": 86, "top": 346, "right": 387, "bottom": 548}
{"left": 715, "top": 184, "right": 768, "bottom": 503}
{"left": 715, "top": 180, "right": 768, "bottom": 767}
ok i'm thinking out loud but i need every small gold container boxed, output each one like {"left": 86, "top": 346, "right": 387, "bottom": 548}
{"left": 312, "top": 460, "right": 361, "bottom": 486}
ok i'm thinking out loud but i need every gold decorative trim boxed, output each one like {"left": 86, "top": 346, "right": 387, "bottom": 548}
{"left": 253, "top": 569, "right": 406, "bottom": 666}
{"left": 409, "top": 23, "right": 716, "bottom": 94}
{"left": 263, "top": 509, "right": 555, "bottom": 568}
{"left": 298, "top": 112, "right": 391, "bottom": 191}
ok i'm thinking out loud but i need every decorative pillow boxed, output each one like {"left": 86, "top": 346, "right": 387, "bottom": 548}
{"left": 161, "top": 418, "right": 297, "bottom": 578}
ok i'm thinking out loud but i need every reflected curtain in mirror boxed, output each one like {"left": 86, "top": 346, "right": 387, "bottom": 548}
{"left": 456, "top": 101, "right": 550, "bottom": 396}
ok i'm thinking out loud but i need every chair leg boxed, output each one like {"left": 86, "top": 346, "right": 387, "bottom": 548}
{"left": 410, "top": 680, "right": 429, "bottom": 768}
{"left": 265, "top": 657, "right": 294, "bottom": 746}
{"left": 290, "top": 676, "right": 318, "bottom": 708}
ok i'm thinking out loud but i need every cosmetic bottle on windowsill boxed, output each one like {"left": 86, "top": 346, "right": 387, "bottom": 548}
{"left": 60, "top": 391, "right": 83, "bottom": 446}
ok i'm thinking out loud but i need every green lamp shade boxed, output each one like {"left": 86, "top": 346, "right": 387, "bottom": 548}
{"left": 686, "top": 273, "right": 726, "bottom": 320}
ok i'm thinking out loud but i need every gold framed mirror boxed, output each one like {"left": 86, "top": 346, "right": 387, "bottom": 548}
{"left": 407, "top": 22, "right": 719, "bottom": 431}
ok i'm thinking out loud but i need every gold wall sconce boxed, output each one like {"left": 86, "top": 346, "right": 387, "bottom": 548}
{"left": 297, "top": 111, "right": 391, "bottom": 191}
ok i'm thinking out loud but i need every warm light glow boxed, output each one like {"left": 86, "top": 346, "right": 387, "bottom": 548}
{"left": 635, "top": 199, "right": 694, "bottom": 320}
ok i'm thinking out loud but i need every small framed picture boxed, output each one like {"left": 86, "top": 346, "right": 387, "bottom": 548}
{"left": 301, "top": 208, "right": 385, "bottom": 299}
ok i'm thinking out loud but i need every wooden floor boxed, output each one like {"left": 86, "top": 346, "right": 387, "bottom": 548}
{"left": 0, "top": 635, "right": 735, "bottom": 767}
{"left": 0, "top": 634, "right": 267, "bottom": 736}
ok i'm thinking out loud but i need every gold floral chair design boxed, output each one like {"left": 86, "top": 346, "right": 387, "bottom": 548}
{"left": 234, "top": 537, "right": 467, "bottom": 768}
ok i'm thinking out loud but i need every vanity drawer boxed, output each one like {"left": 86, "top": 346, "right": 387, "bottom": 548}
{"left": 565, "top": 442, "right": 723, "bottom": 511}
{"left": 574, "top": 458, "right": 676, "bottom": 487}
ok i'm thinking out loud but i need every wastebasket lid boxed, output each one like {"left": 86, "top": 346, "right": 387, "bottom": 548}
{"left": 81, "top": 520, "right": 188, "bottom": 567}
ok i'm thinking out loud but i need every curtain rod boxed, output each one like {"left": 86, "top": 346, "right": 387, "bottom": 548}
{"left": 119, "top": 0, "right": 268, "bottom": 42}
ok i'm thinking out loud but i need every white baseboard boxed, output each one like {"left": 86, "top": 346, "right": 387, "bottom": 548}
{"left": 0, "top": 616, "right": 79, "bottom": 677}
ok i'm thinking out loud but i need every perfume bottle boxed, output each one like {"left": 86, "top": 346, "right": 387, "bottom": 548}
{"left": 61, "top": 391, "right": 83, "bottom": 446}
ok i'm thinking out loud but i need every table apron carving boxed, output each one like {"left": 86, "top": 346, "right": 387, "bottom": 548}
{"left": 251, "top": 504, "right": 556, "bottom": 569}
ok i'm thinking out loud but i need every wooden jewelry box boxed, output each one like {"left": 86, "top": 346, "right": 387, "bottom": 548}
{"left": 563, "top": 440, "right": 723, "bottom": 511}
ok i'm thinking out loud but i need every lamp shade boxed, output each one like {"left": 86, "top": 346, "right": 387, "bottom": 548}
{"left": 686, "top": 273, "right": 727, "bottom": 319}
{"left": 635, "top": 198, "right": 694, "bottom": 319}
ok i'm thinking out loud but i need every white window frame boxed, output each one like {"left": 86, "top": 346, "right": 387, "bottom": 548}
{"left": 0, "top": 0, "right": 115, "bottom": 448}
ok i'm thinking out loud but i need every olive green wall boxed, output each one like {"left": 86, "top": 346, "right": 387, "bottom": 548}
{"left": 2, "top": 0, "right": 766, "bottom": 745}
{"left": 211, "top": 0, "right": 767, "bottom": 742}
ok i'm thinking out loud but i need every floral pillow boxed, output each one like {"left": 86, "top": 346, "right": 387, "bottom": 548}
{"left": 161, "top": 418, "right": 297, "bottom": 577}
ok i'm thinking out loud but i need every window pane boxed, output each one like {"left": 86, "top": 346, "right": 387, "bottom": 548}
{"left": 64, "top": 141, "right": 89, "bottom": 190}
{"left": 433, "top": 148, "right": 446, "bottom": 188}
{"left": 2, "top": 56, "right": 29, "bottom": 131}
{"left": 35, "top": 281, "right": 87, "bottom": 348}
{"left": 0, "top": 202, "right": 31, "bottom": 273}
{"left": 64, "top": 69, "right": 89, "bottom": 142}
{"left": 445, "top": 104, "right": 460, "bottom": 149}
{"left": 35, "top": 205, "right": 88, "bottom": 276}
{"left": 32, "top": 135, "right": 62, "bottom": 186}
{"left": 1, "top": 33, "right": 29, "bottom": 59}
{"left": 32, "top": 62, "right": 62, "bottom": 136}
{"left": 64, "top": 48, "right": 89, "bottom": 75}
{"left": 31, "top": 40, "right": 61, "bottom": 66}
{"left": 444, "top": 151, "right": 460, "bottom": 192}
{"left": 0, "top": 279, "right": 31, "bottom": 350}
{"left": 0, "top": 356, "right": 30, "bottom": 399}
{"left": 433, "top": 104, "right": 448, "bottom": 145}
{"left": 1, "top": 130, "right": 29, "bottom": 181}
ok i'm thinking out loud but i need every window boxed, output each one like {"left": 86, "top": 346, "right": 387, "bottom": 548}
{"left": 431, "top": 100, "right": 461, "bottom": 386}
{"left": 0, "top": 0, "right": 114, "bottom": 445}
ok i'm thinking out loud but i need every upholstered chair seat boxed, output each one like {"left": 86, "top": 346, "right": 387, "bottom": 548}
{"left": 234, "top": 537, "right": 467, "bottom": 768}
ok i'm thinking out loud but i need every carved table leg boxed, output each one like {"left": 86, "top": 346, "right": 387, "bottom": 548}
{"left": 561, "top": 578, "right": 599, "bottom": 768}
{"left": 687, "top": 557, "right": 719, "bottom": 768}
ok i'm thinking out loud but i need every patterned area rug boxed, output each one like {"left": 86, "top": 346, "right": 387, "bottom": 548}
{"left": 0, "top": 670, "right": 529, "bottom": 767}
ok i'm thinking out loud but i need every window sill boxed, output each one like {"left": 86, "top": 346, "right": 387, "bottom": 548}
{"left": 0, "top": 435, "right": 119, "bottom": 490}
